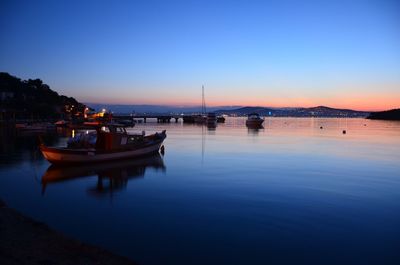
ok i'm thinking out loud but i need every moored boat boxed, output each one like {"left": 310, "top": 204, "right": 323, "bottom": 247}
{"left": 194, "top": 85, "right": 208, "bottom": 124}
{"left": 246, "top": 113, "right": 264, "bottom": 127}
{"left": 17, "top": 122, "right": 55, "bottom": 132}
{"left": 182, "top": 115, "right": 196, "bottom": 123}
{"left": 39, "top": 124, "right": 166, "bottom": 165}
{"left": 206, "top": 112, "right": 217, "bottom": 126}
{"left": 54, "top": 120, "right": 69, "bottom": 127}
{"left": 217, "top": 116, "right": 225, "bottom": 123}
{"left": 194, "top": 115, "right": 207, "bottom": 124}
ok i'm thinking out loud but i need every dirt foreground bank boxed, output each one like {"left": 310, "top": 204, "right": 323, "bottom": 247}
{"left": 0, "top": 200, "right": 136, "bottom": 265}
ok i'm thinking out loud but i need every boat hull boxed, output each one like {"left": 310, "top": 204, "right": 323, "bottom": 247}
{"left": 194, "top": 115, "right": 206, "bottom": 124}
{"left": 217, "top": 116, "right": 225, "bottom": 123}
{"left": 40, "top": 132, "right": 166, "bottom": 165}
{"left": 246, "top": 119, "right": 264, "bottom": 126}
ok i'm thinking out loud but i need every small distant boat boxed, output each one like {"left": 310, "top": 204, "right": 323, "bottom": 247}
{"left": 206, "top": 112, "right": 217, "bottom": 126}
{"left": 15, "top": 123, "right": 27, "bottom": 129}
{"left": 182, "top": 115, "right": 195, "bottom": 123}
{"left": 118, "top": 119, "right": 136, "bottom": 127}
{"left": 217, "top": 116, "right": 225, "bottom": 123}
{"left": 246, "top": 113, "right": 264, "bottom": 127}
{"left": 40, "top": 123, "right": 166, "bottom": 165}
{"left": 54, "top": 120, "right": 68, "bottom": 127}
{"left": 17, "top": 122, "right": 55, "bottom": 132}
{"left": 194, "top": 115, "right": 207, "bottom": 124}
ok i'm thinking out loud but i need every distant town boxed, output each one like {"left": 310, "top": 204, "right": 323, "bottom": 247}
{"left": 87, "top": 104, "right": 369, "bottom": 118}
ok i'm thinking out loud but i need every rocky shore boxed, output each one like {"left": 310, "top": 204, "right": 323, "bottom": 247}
{"left": 0, "top": 200, "right": 136, "bottom": 265}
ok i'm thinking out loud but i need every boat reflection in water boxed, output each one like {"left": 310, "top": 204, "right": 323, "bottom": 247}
{"left": 247, "top": 124, "right": 264, "bottom": 135}
{"left": 41, "top": 154, "right": 166, "bottom": 197}
{"left": 206, "top": 122, "right": 217, "bottom": 131}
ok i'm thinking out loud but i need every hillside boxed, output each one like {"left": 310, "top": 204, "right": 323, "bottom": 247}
{"left": 0, "top": 72, "right": 85, "bottom": 119}
{"left": 215, "top": 106, "right": 369, "bottom": 117}
{"left": 367, "top": 109, "right": 400, "bottom": 120}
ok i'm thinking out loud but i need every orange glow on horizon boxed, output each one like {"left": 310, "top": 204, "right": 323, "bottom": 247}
{"left": 77, "top": 83, "right": 400, "bottom": 112}
{"left": 78, "top": 96, "right": 399, "bottom": 112}
{"left": 205, "top": 95, "right": 400, "bottom": 112}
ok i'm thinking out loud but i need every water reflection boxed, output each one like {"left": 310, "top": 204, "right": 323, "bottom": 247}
{"left": 1, "top": 118, "right": 400, "bottom": 265}
{"left": 206, "top": 123, "right": 217, "bottom": 131}
{"left": 246, "top": 124, "right": 264, "bottom": 135}
{"left": 0, "top": 125, "right": 61, "bottom": 166}
{"left": 41, "top": 154, "right": 166, "bottom": 197}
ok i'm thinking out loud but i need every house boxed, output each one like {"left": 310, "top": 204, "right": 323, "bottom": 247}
{"left": 0, "top": 91, "right": 14, "bottom": 101}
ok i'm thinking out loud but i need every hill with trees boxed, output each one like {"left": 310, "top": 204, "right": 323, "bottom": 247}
{"left": 0, "top": 72, "right": 85, "bottom": 119}
{"left": 367, "top": 109, "right": 400, "bottom": 120}
{"left": 215, "top": 106, "right": 369, "bottom": 117}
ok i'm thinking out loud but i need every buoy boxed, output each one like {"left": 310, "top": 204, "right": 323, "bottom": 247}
{"left": 320, "top": 126, "right": 323, "bottom": 129}
{"left": 342, "top": 130, "right": 346, "bottom": 134}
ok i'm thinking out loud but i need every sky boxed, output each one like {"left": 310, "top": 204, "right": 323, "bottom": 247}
{"left": 0, "top": 0, "right": 399, "bottom": 111}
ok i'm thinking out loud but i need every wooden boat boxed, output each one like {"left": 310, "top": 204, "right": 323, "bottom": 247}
{"left": 246, "top": 113, "right": 264, "bottom": 127}
{"left": 40, "top": 124, "right": 166, "bottom": 165}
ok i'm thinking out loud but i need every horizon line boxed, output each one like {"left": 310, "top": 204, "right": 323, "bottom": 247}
{"left": 83, "top": 102, "right": 396, "bottom": 112}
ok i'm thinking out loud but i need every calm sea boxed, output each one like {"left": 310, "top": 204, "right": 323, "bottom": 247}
{"left": 1, "top": 117, "right": 399, "bottom": 265}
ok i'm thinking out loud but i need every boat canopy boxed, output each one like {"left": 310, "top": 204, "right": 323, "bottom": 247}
{"left": 247, "top": 113, "right": 261, "bottom": 117}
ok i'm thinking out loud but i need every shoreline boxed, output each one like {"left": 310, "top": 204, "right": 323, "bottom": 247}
{"left": 0, "top": 199, "right": 136, "bottom": 265}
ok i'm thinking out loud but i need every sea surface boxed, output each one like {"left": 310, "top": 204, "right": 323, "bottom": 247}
{"left": 0, "top": 117, "right": 399, "bottom": 265}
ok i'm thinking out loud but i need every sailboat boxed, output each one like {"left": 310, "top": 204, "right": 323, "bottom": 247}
{"left": 194, "top": 85, "right": 217, "bottom": 126}
{"left": 194, "top": 85, "right": 207, "bottom": 124}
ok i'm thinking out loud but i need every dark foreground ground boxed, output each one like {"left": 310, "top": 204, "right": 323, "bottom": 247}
{"left": 0, "top": 200, "right": 136, "bottom": 265}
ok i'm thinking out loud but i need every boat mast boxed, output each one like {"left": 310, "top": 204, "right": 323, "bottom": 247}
{"left": 202, "top": 85, "right": 206, "bottom": 115}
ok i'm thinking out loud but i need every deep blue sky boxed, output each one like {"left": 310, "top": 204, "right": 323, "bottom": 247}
{"left": 1, "top": 0, "right": 399, "bottom": 110}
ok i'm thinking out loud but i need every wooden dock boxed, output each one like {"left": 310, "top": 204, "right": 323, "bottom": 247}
{"left": 113, "top": 114, "right": 184, "bottom": 123}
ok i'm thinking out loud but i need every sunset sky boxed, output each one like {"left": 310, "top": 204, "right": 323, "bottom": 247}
{"left": 1, "top": 0, "right": 399, "bottom": 111}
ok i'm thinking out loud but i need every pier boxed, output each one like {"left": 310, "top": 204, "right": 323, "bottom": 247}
{"left": 113, "top": 114, "right": 184, "bottom": 123}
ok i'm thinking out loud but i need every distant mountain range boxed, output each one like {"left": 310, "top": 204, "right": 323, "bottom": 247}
{"left": 87, "top": 103, "right": 370, "bottom": 117}
{"left": 215, "top": 106, "right": 369, "bottom": 117}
